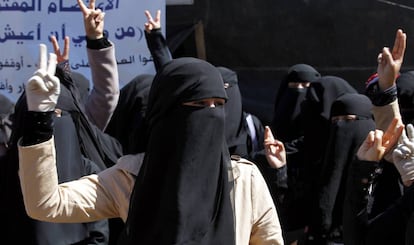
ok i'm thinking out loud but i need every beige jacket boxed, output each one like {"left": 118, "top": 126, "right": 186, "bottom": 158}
{"left": 18, "top": 138, "right": 284, "bottom": 245}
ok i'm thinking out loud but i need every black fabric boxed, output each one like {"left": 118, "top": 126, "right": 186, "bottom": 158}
{"left": 105, "top": 74, "right": 154, "bottom": 154}
{"left": 300, "top": 75, "right": 357, "bottom": 242}
{"left": 363, "top": 187, "right": 412, "bottom": 245}
{"left": 395, "top": 70, "right": 414, "bottom": 244}
{"left": 343, "top": 158, "right": 379, "bottom": 245}
{"left": 3, "top": 64, "right": 122, "bottom": 244}
{"left": 243, "top": 111, "right": 265, "bottom": 158}
{"left": 21, "top": 111, "right": 54, "bottom": 146}
{"left": 71, "top": 71, "right": 91, "bottom": 106}
{"left": 86, "top": 36, "right": 112, "bottom": 50}
{"left": 316, "top": 93, "right": 375, "bottom": 242}
{"left": 0, "top": 93, "right": 14, "bottom": 148}
{"left": 365, "top": 76, "right": 398, "bottom": 107}
{"left": 271, "top": 63, "right": 321, "bottom": 142}
{"left": 301, "top": 75, "right": 357, "bottom": 181}
{"left": 53, "top": 66, "right": 123, "bottom": 169}
{"left": 119, "top": 57, "right": 235, "bottom": 245}
{"left": 396, "top": 71, "right": 414, "bottom": 124}
{"left": 217, "top": 66, "right": 250, "bottom": 158}
{"left": 145, "top": 28, "right": 172, "bottom": 72}
{"left": 254, "top": 65, "right": 320, "bottom": 239}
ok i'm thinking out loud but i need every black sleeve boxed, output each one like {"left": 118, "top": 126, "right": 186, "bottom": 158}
{"left": 86, "top": 36, "right": 112, "bottom": 50}
{"left": 252, "top": 150, "right": 288, "bottom": 197}
{"left": 145, "top": 28, "right": 172, "bottom": 72}
{"left": 365, "top": 76, "right": 397, "bottom": 106}
{"left": 21, "top": 111, "right": 54, "bottom": 146}
{"left": 364, "top": 184, "right": 414, "bottom": 245}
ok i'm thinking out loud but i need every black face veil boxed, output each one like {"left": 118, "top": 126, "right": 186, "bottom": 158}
{"left": 120, "top": 57, "right": 235, "bottom": 245}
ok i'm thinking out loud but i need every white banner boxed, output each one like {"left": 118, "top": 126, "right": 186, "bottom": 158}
{"left": 0, "top": 0, "right": 165, "bottom": 103}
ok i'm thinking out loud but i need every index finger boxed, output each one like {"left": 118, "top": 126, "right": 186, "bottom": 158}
{"left": 144, "top": 10, "right": 153, "bottom": 21}
{"left": 88, "top": 0, "right": 96, "bottom": 11}
{"left": 47, "top": 53, "right": 57, "bottom": 76}
{"left": 77, "top": 0, "right": 89, "bottom": 15}
{"left": 39, "top": 43, "right": 47, "bottom": 71}
{"left": 392, "top": 29, "right": 406, "bottom": 60}
{"left": 155, "top": 9, "right": 161, "bottom": 21}
{"left": 50, "top": 35, "right": 60, "bottom": 55}
{"left": 383, "top": 118, "right": 404, "bottom": 151}
{"left": 63, "top": 36, "right": 70, "bottom": 58}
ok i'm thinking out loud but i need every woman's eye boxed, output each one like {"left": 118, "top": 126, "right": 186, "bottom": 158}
{"left": 214, "top": 101, "right": 224, "bottom": 106}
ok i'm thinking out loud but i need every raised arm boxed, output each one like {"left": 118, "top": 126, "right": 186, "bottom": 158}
{"left": 144, "top": 9, "right": 172, "bottom": 71}
{"left": 77, "top": 0, "right": 119, "bottom": 130}
{"left": 367, "top": 29, "right": 406, "bottom": 162}
{"left": 19, "top": 45, "right": 133, "bottom": 223}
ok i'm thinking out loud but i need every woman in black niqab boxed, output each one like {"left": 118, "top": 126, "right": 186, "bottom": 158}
{"left": 271, "top": 63, "right": 321, "bottom": 142}
{"left": 216, "top": 66, "right": 250, "bottom": 158}
{"left": 105, "top": 74, "right": 154, "bottom": 154}
{"left": 120, "top": 57, "right": 235, "bottom": 245}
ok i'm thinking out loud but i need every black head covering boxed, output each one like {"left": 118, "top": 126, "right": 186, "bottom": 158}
{"left": 330, "top": 93, "right": 373, "bottom": 119}
{"left": 217, "top": 66, "right": 249, "bottom": 157}
{"left": 105, "top": 74, "right": 154, "bottom": 154}
{"left": 317, "top": 93, "right": 375, "bottom": 238}
{"left": 271, "top": 64, "right": 321, "bottom": 142}
{"left": 0, "top": 94, "right": 14, "bottom": 148}
{"left": 0, "top": 93, "right": 14, "bottom": 115}
{"left": 301, "top": 75, "right": 357, "bottom": 229}
{"left": 121, "top": 57, "right": 235, "bottom": 245}
{"left": 301, "top": 75, "right": 357, "bottom": 164}
{"left": 396, "top": 71, "right": 414, "bottom": 124}
{"left": 3, "top": 66, "right": 122, "bottom": 244}
{"left": 71, "top": 71, "right": 90, "bottom": 106}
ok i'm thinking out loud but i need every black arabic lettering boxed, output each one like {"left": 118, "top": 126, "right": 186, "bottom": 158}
{"left": 0, "top": 24, "right": 35, "bottom": 43}
{"left": 0, "top": 0, "right": 35, "bottom": 12}
{"left": 59, "top": 0, "right": 79, "bottom": 12}
{"left": 47, "top": 2, "right": 57, "bottom": 13}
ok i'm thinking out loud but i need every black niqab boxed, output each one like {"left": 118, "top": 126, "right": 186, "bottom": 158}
{"left": 105, "top": 74, "right": 154, "bottom": 154}
{"left": 396, "top": 71, "right": 414, "bottom": 124}
{"left": 217, "top": 66, "right": 249, "bottom": 157}
{"left": 317, "top": 93, "right": 375, "bottom": 240}
{"left": 271, "top": 64, "right": 321, "bottom": 142}
{"left": 120, "top": 57, "right": 235, "bottom": 245}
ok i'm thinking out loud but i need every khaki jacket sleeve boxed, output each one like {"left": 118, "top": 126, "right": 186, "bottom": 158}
{"left": 233, "top": 158, "right": 284, "bottom": 245}
{"left": 18, "top": 137, "right": 135, "bottom": 223}
{"left": 85, "top": 44, "right": 120, "bottom": 130}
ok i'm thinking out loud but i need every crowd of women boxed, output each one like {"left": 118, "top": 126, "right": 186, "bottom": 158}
{"left": 1, "top": 0, "right": 414, "bottom": 245}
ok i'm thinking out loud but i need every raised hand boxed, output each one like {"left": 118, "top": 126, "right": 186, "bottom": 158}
{"left": 357, "top": 117, "right": 404, "bottom": 162}
{"left": 377, "top": 29, "right": 406, "bottom": 90}
{"left": 25, "top": 44, "right": 60, "bottom": 112}
{"left": 393, "top": 123, "right": 414, "bottom": 186}
{"left": 77, "top": 0, "right": 105, "bottom": 40}
{"left": 264, "top": 126, "right": 286, "bottom": 169}
{"left": 144, "top": 10, "right": 161, "bottom": 33}
{"left": 50, "top": 35, "right": 70, "bottom": 63}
